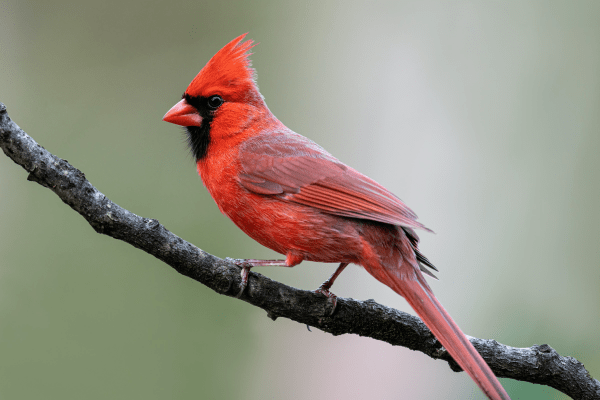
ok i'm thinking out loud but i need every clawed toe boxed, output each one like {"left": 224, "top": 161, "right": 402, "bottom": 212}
{"left": 314, "top": 286, "right": 338, "bottom": 316}
{"left": 226, "top": 258, "right": 289, "bottom": 298}
{"left": 225, "top": 258, "right": 253, "bottom": 298}
{"left": 236, "top": 264, "right": 252, "bottom": 298}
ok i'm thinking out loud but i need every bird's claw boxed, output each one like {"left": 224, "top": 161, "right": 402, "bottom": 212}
{"left": 226, "top": 258, "right": 253, "bottom": 298}
{"left": 236, "top": 264, "right": 252, "bottom": 298}
{"left": 314, "top": 285, "right": 338, "bottom": 316}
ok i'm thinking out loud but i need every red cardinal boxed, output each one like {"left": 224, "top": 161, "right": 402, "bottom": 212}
{"left": 163, "top": 34, "right": 510, "bottom": 400}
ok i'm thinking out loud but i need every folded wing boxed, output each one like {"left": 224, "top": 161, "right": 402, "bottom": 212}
{"left": 238, "top": 131, "right": 431, "bottom": 232}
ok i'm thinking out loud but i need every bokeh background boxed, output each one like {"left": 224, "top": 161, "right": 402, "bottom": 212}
{"left": 1, "top": 1, "right": 599, "bottom": 399}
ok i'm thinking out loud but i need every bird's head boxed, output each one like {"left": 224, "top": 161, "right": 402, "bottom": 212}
{"left": 163, "top": 34, "right": 267, "bottom": 160}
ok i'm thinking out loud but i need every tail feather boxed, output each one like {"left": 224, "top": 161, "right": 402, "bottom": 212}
{"left": 384, "top": 267, "right": 510, "bottom": 400}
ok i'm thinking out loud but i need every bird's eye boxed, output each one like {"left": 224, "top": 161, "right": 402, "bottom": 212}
{"left": 207, "top": 95, "right": 224, "bottom": 110}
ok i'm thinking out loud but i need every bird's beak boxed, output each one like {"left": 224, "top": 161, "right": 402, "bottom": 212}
{"left": 163, "top": 99, "right": 203, "bottom": 127}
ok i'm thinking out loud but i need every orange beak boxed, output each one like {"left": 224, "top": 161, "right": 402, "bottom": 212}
{"left": 163, "top": 99, "right": 203, "bottom": 127}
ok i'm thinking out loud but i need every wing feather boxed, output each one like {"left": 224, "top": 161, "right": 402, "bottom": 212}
{"left": 238, "top": 131, "right": 431, "bottom": 231}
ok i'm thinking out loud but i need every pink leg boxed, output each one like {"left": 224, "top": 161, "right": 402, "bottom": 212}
{"left": 314, "top": 262, "right": 349, "bottom": 314}
{"left": 228, "top": 258, "right": 297, "bottom": 298}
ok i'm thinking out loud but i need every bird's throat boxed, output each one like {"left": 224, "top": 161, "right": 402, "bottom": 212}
{"left": 185, "top": 122, "right": 211, "bottom": 161}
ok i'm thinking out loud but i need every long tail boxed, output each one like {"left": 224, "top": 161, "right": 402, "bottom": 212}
{"left": 382, "top": 266, "right": 510, "bottom": 400}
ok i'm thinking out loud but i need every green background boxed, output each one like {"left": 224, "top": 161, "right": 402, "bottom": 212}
{"left": 1, "top": 1, "right": 599, "bottom": 399}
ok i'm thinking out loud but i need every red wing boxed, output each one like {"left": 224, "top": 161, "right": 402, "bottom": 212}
{"left": 238, "top": 131, "right": 430, "bottom": 231}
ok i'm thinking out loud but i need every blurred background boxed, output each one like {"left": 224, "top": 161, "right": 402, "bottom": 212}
{"left": 1, "top": 1, "right": 599, "bottom": 399}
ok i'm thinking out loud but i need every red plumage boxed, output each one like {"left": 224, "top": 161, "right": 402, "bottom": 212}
{"left": 163, "top": 34, "right": 510, "bottom": 400}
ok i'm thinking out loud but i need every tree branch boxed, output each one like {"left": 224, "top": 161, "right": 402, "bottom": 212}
{"left": 1, "top": 102, "right": 598, "bottom": 400}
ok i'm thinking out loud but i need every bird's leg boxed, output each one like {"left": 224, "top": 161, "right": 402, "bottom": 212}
{"left": 317, "top": 262, "right": 349, "bottom": 293}
{"left": 314, "top": 262, "right": 349, "bottom": 315}
{"left": 227, "top": 258, "right": 294, "bottom": 298}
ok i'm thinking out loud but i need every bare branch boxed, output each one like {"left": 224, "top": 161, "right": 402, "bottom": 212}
{"left": 1, "top": 102, "right": 598, "bottom": 400}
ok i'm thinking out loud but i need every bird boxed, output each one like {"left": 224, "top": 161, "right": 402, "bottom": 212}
{"left": 162, "top": 34, "right": 510, "bottom": 400}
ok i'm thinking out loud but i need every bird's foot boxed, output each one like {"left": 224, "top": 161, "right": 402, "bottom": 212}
{"left": 312, "top": 263, "right": 348, "bottom": 316}
{"left": 314, "top": 285, "right": 338, "bottom": 316}
{"left": 225, "top": 258, "right": 254, "bottom": 298}
{"left": 226, "top": 258, "right": 287, "bottom": 298}
{"left": 237, "top": 264, "right": 252, "bottom": 298}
